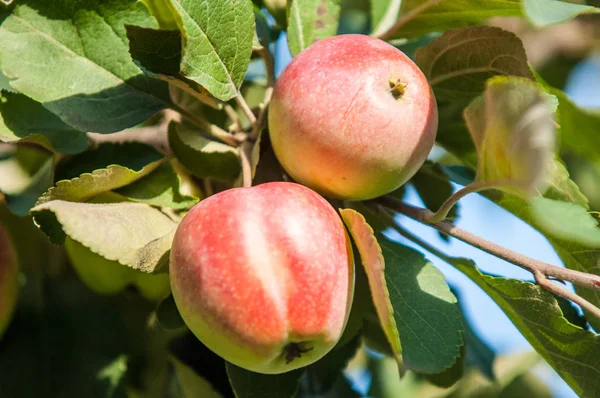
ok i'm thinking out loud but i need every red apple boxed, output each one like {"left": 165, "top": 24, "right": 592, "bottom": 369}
{"left": 0, "top": 223, "right": 19, "bottom": 340}
{"left": 169, "top": 182, "right": 354, "bottom": 374}
{"left": 269, "top": 34, "right": 438, "bottom": 200}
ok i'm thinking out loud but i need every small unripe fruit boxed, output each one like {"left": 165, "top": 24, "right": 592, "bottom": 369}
{"left": 65, "top": 238, "right": 170, "bottom": 301}
{"left": 170, "top": 182, "right": 354, "bottom": 374}
{"left": 269, "top": 34, "right": 438, "bottom": 200}
{"left": 0, "top": 224, "right": 19, "bottom": 340}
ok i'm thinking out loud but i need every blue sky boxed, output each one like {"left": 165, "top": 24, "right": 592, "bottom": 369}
{"left": 273, "top": 33, "right": 600, "bottom": 396}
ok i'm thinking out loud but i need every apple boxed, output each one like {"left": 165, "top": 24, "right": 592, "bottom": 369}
{"left": 0, "top": 223, "right": 19, "bottom": 340}
{"left": 65, "top": 238, "right": 170, "bottom": 301}
{"left": 268, "top": 34, "right": 438, "bottom": 201}
{"left": 169, "top": 182, "right": 354, "bottom": 374}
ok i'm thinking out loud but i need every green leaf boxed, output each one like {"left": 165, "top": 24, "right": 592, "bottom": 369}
{"left": 379, "top": 240, "right": 463, "bottom": 374}
{"left": 0, "top": 0, "right": 170, "bottom": 133}
{"left": 531, "top": 197, "right": 600, "bottom": 248}
{"left": 464, "top": 76, "right": 556, "bottom": 196}
{"left": 339, "top": 208, "right": 403, "bottom": 370}
{"left": 0, "top": 145, "right": 54, "bottom": 216}
{"left": 370, "top": 0, "right": 402, "bottom": 38}
{"left": 126, "top": 25, "right": 220, "bottom": 109}
{"left": 226, "top": 363, "right": 303, "bottom": 398}
{"left": 448, "top": 257, "right": 600, "bottom": 397}
{"left": 0, "top": 92, "right": 88, "bottom": 154}
{"left": 523, "top": 0, "right": 599, "bottom": 27}
{"left": 38, "top": 143, "right": 164, "bottom": 206}
{"left": 287, "top": 0, "right": 342, "bottom": 56}
{"left": 114, "top": 161, "right": 199, "bottom": 210}
{"left": 382, "top": 0, "right": 522, "bottom": 39}
{"left": 31, "top": 201, "right": 177, "bottom": 273}
{"left": 142, "top": 0, "right": 178, "bottom": 29}
{"left": 167, "top": 0, "right": 255, "bottom": 101}
{"left": 168, "top": 123, "right": 240, "bottom": 181}
{"left": 535, "top": 73, "right": 600, "bottom": 163}
{"left": 415, "top": 26, "right": 534, "bottom": 104}
{"left": 171, "top": 356, "right": 224, "bottom": 398}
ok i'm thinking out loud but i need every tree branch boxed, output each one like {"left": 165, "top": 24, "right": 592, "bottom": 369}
{"left": 250, "top": 46, "right": 276, "bottom": 140}
{"left": 239, "top": 140, "right": 253, "bottom": 188}
{"left": 383, "top": 213, "right": 600, "bottom": 320}
{"left": 235, "top": 94, "right": 257, "bottom": 125}
{"left": 377, "top": 196, "right": 600, "bottom": 291}
{"left": 169, "top": 103, "right": 240, "bottom": 147}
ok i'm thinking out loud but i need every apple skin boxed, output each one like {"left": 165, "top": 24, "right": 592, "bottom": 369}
{"left": 0, "top": 224, "right": 19, "bottom": 340}
{"left": 169, "top": 182, "right": 354, "bottom": 374}
{"left": 268, "top": 34, "right": 438, "bottom": 200}
{"left": 65, "top": 238, "right": 170, "bottom": 301}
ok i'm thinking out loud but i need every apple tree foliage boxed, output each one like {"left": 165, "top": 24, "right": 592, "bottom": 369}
{"left": 0, "top": 0, "right": 600, "bottom": 397}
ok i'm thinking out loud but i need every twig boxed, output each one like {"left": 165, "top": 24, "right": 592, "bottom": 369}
{"left": 250, "top": 46, "right": 276, "bottom": 140}
{"left": 169, "top": 103, "right": 240, "bottom": 147}
{"left": 534, "top": 271, "right": 600, "bottom": 320}
{"left": 235, "top": 94, "right": 257, "bottom": 125}
{"left": 203, "top": 178, "right": 214, "bottom": 197}
{"left": 224, "top": 104, "right": 241, "bottom": 133}
{"left": 427, "top": 180, "right": 517, "bottom": 223}
{"left": 385, "top": 215, "right": 600, "bottom": 320}
{"left": 377, "top": 196, "right": 600, "bottom": 291}
{"left": 377, "top": 0, "right": 446, "bottom": 41}
{"left": 239, "top": 140, "right": 253, "bottom": 188}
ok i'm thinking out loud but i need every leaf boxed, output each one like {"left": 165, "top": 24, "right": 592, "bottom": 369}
{"left": 168, "top": 122, "right": 240, "bottom": 181}
{"left": 167, "top": 0, "right": 255, "bottom": 101}
{"left": 114, "top": 161, "right": 199, "bottom": 210}
{"left": 447, "top": 256, "right": 600, "bottom": 397}
{"left": 0, "top": 92, "right": 88, "bottom": 154}
{"left": 0, "top": 145, "right": 54, "bottom": 216}
{"left": 0, "top": 0, "right": 170, "bottom": 133}
{"left": 415, "top": 27, "right": 534, "bottom": 104}
{"left": 370, "top": 0, "right": 402, "bottom": 38}
{"left": 523, "top": 0, "right": 599, "bottom": 27}
{"left": 339, "top": 208, "right": 403, "bottom": 369}
{"left": 382, "top": 0, "right": 522, "bottom": 39}
{"left": 171, "top": 356, "right": 224, "bottom": 398}
{"left": 530, "top": 197, "right": 600, "bottom": 248}
{"left": 464, "top": 76, "right": 556, "bottom": 196}
{"left": 31, "top": 201, "right": 177, "bottom": 273}
{"left": 226, "top": 363, "right": 303, "bottom": 398}
{"left": 536, "top": 74, "right": 600, "bottom": 163}
{"left": 126, "top": 25, "right": 219, "bottom": 109}
{"left": 38, "top": 142, "right": 164, "bottom": 206}
{"left": 287, "top": 0, "right": 342, "bottom": 56}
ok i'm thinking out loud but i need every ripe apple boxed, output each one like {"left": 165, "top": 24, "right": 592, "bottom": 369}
{"left": 268, "top": 34, "right": 438, "bottom": 200}
{"left": 65, "top": 238, "right": 170, "bottom": 301}
{"left": 169, "top": 182, "right": 354, "bottom": 374}
{"left": 0, "top": 223, "right": 19, "bottom": 340}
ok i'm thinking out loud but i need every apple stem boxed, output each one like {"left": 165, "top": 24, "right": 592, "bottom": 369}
{"left": 426, "top": 180, "right": 518, "bottom": 224}
{"left": 389, "top": 79, "right": 407, "bottom": 100}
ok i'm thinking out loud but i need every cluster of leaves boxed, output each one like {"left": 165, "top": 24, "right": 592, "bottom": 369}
{"left": 1, "top": 0, "right": 600, "bottom": 397}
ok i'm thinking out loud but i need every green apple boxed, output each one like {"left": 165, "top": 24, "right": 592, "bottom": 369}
{"left": 65, "top": 238, "right": 170, "bottom": 301}
{"left": 0, "top": 223, "right": 19, "bottom": 340}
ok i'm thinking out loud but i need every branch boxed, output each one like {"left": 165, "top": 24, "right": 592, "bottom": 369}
{"left": 427, "top": 180, "right": 518, "bottom": 223}
{"left": 377, "top": 0, "right": 446, "bottom": 41}
{"left": 377, "top": 196, "right": 600, "bottom": 292}
{"left": 250, "top": 46, "right": 276, "bottom": 140}
{"left": 235, "top": 94, "right": 257, "bottom": 125}
{"left": 384, "top": 213, "right": 600, "bottom": 321}
{"left": 169, "top": 103, "right": 240, "bottom": 147}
